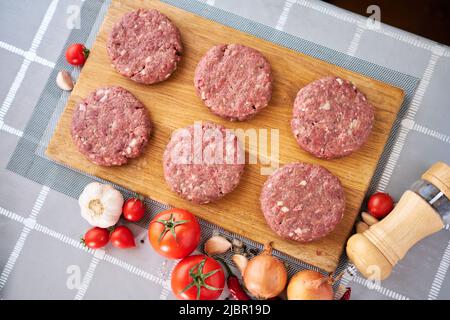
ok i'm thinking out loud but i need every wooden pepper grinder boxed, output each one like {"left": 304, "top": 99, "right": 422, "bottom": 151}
{"left": 346, "top": 162, "right": 450, "bottom": 280}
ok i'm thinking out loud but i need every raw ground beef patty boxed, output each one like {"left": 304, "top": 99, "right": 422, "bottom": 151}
{"left": 163, "top": 122, "right": 245, "bottom": 204}
{"left": 260, "top": 162, "right": 345, "bottom": 242}
{"left": 107, "top": 9, "right": 182, "bottom": 84}
{"left": 291, "top": 76, "right": 374, "bottom": 159}
{"left": 194, "top": 44, "right": 272, "bottom": 121}
{"left": 71, "top": 86, "right": 152, "bottom": 166}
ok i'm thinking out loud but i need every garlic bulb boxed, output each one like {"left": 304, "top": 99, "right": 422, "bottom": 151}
{"left": 79, "top": 182, "right": 124, "bottom": 228}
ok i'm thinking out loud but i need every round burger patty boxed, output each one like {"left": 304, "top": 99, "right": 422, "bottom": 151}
{"left": 291, "top": 76, "right": 374, "bottom": 159}
{"left": 107, "top": 9, "right": 182, "bottom": 84}
{"left": 260, "top": 162, "right": 345, "bottom": 242}
{"left": 194, "top": 44, "right": 272, "bottom": 121}
{"left": 163, "top": 122, "right": 245, "bottom": 204}
{"left": 71, "top": 86, "right": 152, "bottom": 166}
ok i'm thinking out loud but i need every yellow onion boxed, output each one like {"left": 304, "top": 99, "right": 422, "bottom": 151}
{"left": 243, "top": 242, "right": 287, "bottom": 299}
{"left": 287, "top": 270, "right": 334, "bottom": 300}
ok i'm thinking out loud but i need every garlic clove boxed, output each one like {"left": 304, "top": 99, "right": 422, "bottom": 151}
{"left": 356, "top": 221, "right": 369, "bottom": 233}
{"left": 80, "top": 206, "right": 97, "bottom": 226}
{"left": 231, "top": 238, "right": 244, "bottom": 253}
{"left": 101, "top": 185, "right": 124, "bottom": 210}
{"left": 56, "top": 70, "right": 74, "bottom": 91}
{"left": 232, "top": 254, "right": 248, "bottom": 276}
{"left": 204, "top": 235, "right": 232, "bottom": 256}
{"left": 361, "top": 211, "right": 379, "bottom": 226}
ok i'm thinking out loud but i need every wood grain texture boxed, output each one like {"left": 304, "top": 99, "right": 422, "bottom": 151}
{"left": 47, "top": 0, "right": 404, "bottom": 272}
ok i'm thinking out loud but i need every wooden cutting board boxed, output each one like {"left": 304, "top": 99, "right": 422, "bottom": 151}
{"left": 47, "top": 0, "right": 404, "bottom": 272}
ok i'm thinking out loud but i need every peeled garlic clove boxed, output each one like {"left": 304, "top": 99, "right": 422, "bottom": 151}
{"left": 361, "top": 211, "right": 379, "bottom": 226}
{"left": 231, "top": 238, "right": 244, "bottom": 253}
{"left": 356, "top": 221, "right": 369, "bottom": 233}
{"left": 204, "top": 235, "right": 231, "bottom": 256}
{"left": 232, "top": 254, "right": 248, "bottom": 276}
{"left": 56, "top": 70, "right": 74, "bottom": 91}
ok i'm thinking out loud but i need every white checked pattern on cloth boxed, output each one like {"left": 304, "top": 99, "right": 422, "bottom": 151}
{"left": 0, "top": 0, "right": 449, "bottom": 300}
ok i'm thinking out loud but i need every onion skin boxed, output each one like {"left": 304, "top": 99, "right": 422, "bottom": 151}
{"left": 287, "top": 270, "right": 334, "bottom": 300}
{"left": 243, "top": 243, "right": 287, "bottom": 299}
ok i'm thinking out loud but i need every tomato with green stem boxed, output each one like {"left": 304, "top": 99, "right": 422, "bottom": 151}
{"left": 171, "top": 255, "right": 225, "bottom": 300}
{"left": 148, "top": 208, "right": 200, "bottom": 259}
{"left": 65, "top": 43, "right": 89, "bottom": 66}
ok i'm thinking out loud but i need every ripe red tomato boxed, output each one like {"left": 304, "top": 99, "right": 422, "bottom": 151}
{"left": 367, "top": 192, "right": 394, "bottom": 219}
{"left": 110, "top": 226, "right": 136, "bottom": 249}
{"left": 65, "top": 43, "right": 89, "bottom": 66}
{"left": 82, "top": 227, "right": 109, "bottom": 249}
{"left": 123, "top": 198, "right": 145, "bottom": 222}
{"left": 171, "top": 255, "right": 225, "bottom": 300}
{"left": 148, "top": 209, "right": 200, "bottom": 259}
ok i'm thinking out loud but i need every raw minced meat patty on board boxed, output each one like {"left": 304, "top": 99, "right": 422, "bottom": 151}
{"left": 291, "top": 76, "right": 374, "bottom": 159}
{"left": 194, "top": 44, "right": 272, "bottom": 121}
{"left": 107, "top": 9, "right": 182, "bottom": 84}
{"left": 163, "top": 122, "right": 245, "bottom": 204}
{"left": 71, "top": 86, "right": 152, "bottom": 166}
{"left": 260, "top": 162, "right": 345, "bottom": 242}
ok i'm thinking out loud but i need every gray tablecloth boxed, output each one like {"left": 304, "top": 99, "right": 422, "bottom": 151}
{"left": 0, "top": 0, "right": 449, "bottom": 300}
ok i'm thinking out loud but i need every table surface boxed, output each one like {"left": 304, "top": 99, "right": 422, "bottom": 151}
{"left": 0, "top": 0, "right": 449, "bottom": 300}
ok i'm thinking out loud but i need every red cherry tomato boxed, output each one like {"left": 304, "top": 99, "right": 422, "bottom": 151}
{"left": 82, "top": 227, "right": 109, "bottom": 249}
{"left": 123, "top": 198, "right": 145, "bottom": 222}
{"left": 65, "top": 43, "right": 89, "bottom": 66}
{"left": 110, "top": 226, "right": 136, "bottom": 249}
{"left": 171, "top": 255, "right": 225, "bottom": 300}
{"left": 148, "top": 209, "right": 201, "bottom": 259}
{"left": 367, "top": 192, "right": 394, "bottom": 219}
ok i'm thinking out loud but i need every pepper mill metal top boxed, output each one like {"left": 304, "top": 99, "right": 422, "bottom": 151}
{"left": 346, "top": 162, "right": 450, "bottom": 280}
